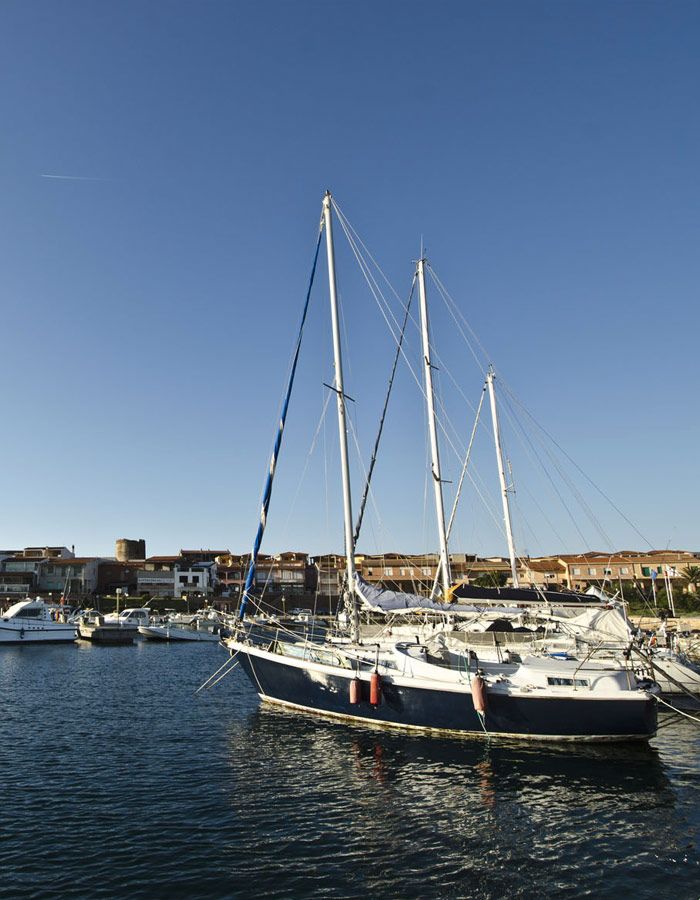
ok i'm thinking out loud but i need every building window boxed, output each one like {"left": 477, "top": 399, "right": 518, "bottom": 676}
{"left": 620, "top": 567, "right": 629, "bottom": 575}
{"left": 572, "top": 567, "right": 581, "bottom": 575}
{"left": 384, "top": 567, "right": 394, "bottom": 576}
{"left": 422, "top": 567, "right": 431, "bottom": 576}
{"left": 604, "top": 568, "right": 612, "bottom": 575}
{"left": 588, "top": 568, "right": 596, "bottom": 576}
{"left": 367, "top": 568, "right": 373, "bottom": 576}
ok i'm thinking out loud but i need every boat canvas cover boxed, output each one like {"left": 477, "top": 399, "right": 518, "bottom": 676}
{"left": 547, "top": 606, "right": 632, "bottom": 643}
{"left": 354, "top": 576, "right": 522, "bottom": 617}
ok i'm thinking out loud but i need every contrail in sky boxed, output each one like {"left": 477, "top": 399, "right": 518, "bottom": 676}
{"left": 40, "top": 173, "right": 109, "bottom": 181}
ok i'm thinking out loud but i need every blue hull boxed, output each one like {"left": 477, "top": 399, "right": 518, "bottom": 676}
{"left": 237, "top": 648, "right": 657, "bottom": 742}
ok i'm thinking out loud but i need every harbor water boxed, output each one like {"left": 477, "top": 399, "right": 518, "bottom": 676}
{"left": 2, "top": 641, "right": 699, "bottom": 898}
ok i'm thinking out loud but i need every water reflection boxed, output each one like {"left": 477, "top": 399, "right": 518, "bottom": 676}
{"left": 225, "top": 703, "right": 698, "bottom": 898}
{"left": 1, "top": 642, "right": 697, "bottom": 899}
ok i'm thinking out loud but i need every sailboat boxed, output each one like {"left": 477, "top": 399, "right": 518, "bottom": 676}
{"left": 223, "top": 192, "right": 658, "bottom": 742}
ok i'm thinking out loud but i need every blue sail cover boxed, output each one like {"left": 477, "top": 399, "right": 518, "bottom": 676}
{"left": 354, "top": 576, "right": 520, "bottom": 616}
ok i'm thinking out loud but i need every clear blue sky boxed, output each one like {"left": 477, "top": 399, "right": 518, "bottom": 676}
{"left": 1, "top": 0, "right": 698, "bottom": 559}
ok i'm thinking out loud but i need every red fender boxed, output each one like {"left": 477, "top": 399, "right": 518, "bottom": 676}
{"left": 349, "top": 678, "right": 361, "bottom": 705}
{"left": 472, "top": 674, "right": 487, "bottom": 714}
{"left": 370, "top": 672, "right": 382, "bottom": 706}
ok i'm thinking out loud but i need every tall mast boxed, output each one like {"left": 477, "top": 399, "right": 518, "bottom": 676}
{"left": 486, "top": 366, "right": 519, "bottom": 587}
{"left": 417, "top": 257, "right": 452, "bottom": 597}
{"left": 322, "top": 193, "right": 358, "bottom": 631}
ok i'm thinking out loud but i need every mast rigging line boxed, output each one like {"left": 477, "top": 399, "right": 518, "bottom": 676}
{"left": 426, "top": 264, "right": 491, "bottom": 375}
{"left": 426, "top": 257, "right": 653, "bottom": 555}
{"left": 332, "top": 201, "right": 582, "bottom": 597}
{"left": 332, "top": 200, "right": 482, "bottom": 422}
{"left": 331, "top": 206, "right": 474, "bottom": 473}
{"left": 430, "top": 381, "right": 487, "bottom": 599}
{"left": 497, "top": 375, "right": 654, "bottom": 551}
{"left": 331, "top": 201, "right": 524, "bottom": 562}
{"left": 278, "top": 389, "right": 334, "bottom": 541}
{"left": 331, "top": 207, "right": 504, "bottom": 518}
{"left": 238, "top": 229, "right": 324, "bottom": 621}
{"left": 353, "top": 276, "right": 416, "bottom": 546}
{"left": 496, "top": 383, "right": 618, "bottom": 552}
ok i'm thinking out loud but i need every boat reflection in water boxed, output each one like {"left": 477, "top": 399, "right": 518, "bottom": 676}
{"left": 224, "top": 701, "right": 698, "bottom": 898}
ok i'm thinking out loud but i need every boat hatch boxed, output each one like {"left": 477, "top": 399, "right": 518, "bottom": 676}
{"left": 277, "top": 641, "right": 350, "bottom": 668}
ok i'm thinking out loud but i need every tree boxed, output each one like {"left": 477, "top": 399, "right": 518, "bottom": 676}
{"left": 681, "top": 565, "right": 700, "bottom": 593}
{"left": 472, "top": 571, "right": 508, "bottom": 589}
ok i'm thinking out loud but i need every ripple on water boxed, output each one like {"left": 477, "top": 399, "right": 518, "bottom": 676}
{"left": 0, "top": 643, "right": 698, "bottom": 898}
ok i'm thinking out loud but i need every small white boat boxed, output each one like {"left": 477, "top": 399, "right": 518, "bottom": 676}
{"left": 139, "top": 613, "right": 224, "bottom": 642}
{"left": 0, "top": 598, "right": 77, "bottom": 644}
{"left": 104, "top": 607, "right": 151, "bottom": 628}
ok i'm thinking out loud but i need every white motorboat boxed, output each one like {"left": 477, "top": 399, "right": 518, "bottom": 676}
{"left": 103, "top": 607, "right": 151, "bottom": 628}
{"left": 139, "top": 612, "right": 224, "bottom": 642}
{"left": 0, "top": 598, "right": 77, "bottom": 644}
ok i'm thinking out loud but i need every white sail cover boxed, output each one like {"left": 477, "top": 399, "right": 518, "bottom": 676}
{"left": 545, "top": 605, "right": 632, "bottom": 643}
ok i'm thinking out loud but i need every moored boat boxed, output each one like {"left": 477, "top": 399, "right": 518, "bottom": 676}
{"left": 0, "top": 598, "right": 77, "bottom": 644}
{"left": 229, "top": 634, "right": 657, "bottom": 741}
{"left": 139, "top": 619, "right": 223, "bottom": 642}
{"left": 221, "top": 192, "right": 659, "bottom": 743}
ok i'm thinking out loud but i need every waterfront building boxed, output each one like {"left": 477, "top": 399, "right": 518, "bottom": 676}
{"left": 21, "top": 546, "right": 75, "bottom": 560}
{"left": 0, "top": 547, "right": 74, "bottom": 600}
{"left": 254, "top": 551, "right": 308, "bottom": 595}
{"left": 510, "top": 550, "right": 699, "bottom": 592}
{"left": 137, "top": 554, "right": 218, "bottom": 599}
{"left": 353, "top": 553, "right": 511, "bottom": 593}
{"left": 37, "top": 557, "right": 100, "bottom": 597}
{"left": 180, "top": 549, "right": 229, "bottom": 564}
{"left": 97, "top": 560, "right": 143, "bottom": 596}
{"left": 175, "top": 561, "right": 217, "bottom": 599}
{"left": 557, "top": 550, "right": 698, "bottom": 591}
{"left": 0, "top": 569, "right": 35, "bottom": 599}
{"left": 309, "top": 553, "right": 346, "bottom": 601}
{"left": 137, "top": 556, "right": 179, "bottom": 597}
{"left": 0, "top": 549, "right": 20, "bottom": 562}
{"left": 516, "top": 558, "right": 568, "bottom": 588}
{"left": 215, "top": 553, "right": 247, "bottom": 598}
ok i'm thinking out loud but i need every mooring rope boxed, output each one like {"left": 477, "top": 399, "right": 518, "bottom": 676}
{"left": 194, "top": 650, "right": 240, "bottom": 694}
{"left": 654, "top": 693, "right": 700, "bottom": 726}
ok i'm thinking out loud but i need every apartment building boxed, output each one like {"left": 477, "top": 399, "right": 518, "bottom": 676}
{"left": 38, "top": 558, "right": 100, "bottom": 596}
